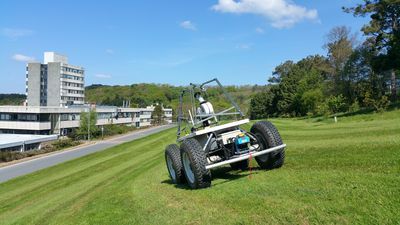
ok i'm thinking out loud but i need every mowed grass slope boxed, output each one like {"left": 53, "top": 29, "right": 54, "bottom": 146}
{"left": 0, "top": 110, "right": 399, "bottom": 225}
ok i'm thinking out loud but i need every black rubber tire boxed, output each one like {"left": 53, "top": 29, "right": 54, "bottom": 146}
{"left": 230, "top": 160, "right": 249, "bottom": 171}
{"left": 250, "top": 121, "right": 285, "bottom": 170}
{"left": 180, "top": 139, "right": 211, "bottom": 189}
{"left": 165, "top": 144, "right": 185, "bottom": 184}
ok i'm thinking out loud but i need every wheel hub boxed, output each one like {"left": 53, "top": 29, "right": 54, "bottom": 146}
{"left": 182, "top": 152, "right": 195, "bottom": 183}
{"left": 166, "top": 156, "right": 176, "bottom": 180}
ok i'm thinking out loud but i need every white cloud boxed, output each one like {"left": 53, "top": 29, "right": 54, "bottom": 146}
{"left": 105, "top": 49, "right": 114, "bottom": 55}
{"left": 212, "top": 0, "right": 318, "bottom": 28}
{"left": 2, "top": 28, "right": 33, "bottom": 38}
{"left": 180, "top": 20, "right": 197, "bottom": 31}
{"left": 95, "top": 74, "right": 112, "bottom": 79}
{"left": 12, "top": 54, "right": 35, "bottom": 62}
{"left": 255, "top": 27, "right": 265, "bottom": 33}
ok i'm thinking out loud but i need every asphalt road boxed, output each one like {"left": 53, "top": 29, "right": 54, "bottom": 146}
{"left": 0, "top": 124, "right": 175, "bottom": 183}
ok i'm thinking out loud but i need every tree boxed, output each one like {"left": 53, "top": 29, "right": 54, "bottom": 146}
{"left": 344, "top": 0, "right": 400, "bottom": 101}
{"left": 250, "top": 55, "right": 330, "bottom": 118}
{"left": 77, "top": 110, "right": 99, "bottom": 140}
{"left": 152, "top": 104, "right": 163, "bottom": 125}
{"left": 324, "top": 26, "right": 357, "bottom": 95}
{"left": 343, "top": 42, "right": 388, "bottom": 104}
{"left": 268, "top": 61, "right": 299, "bottom": 115}
{"left": 249, "top": 89, "right": 276, "bottom": 119}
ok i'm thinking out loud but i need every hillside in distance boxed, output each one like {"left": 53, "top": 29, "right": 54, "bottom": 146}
{"left": 0, "top": 94, "right": 26, "bottom": 106}
{"left": 85, "top": 83, "right": 265, "bottom": 116}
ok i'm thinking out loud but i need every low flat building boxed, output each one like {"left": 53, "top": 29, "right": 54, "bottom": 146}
{"left": 0, "top": 134, "right": 58, "bottom": 152}
{"left": 0, "top": 105, "right": 155, "bottom": 135}
{"left": 163, "top": 108, "right": 173, "bottom": 124}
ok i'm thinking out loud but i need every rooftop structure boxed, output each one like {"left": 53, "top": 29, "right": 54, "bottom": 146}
{"left": 26, "top": 52, "right": 85, "bottom": 107}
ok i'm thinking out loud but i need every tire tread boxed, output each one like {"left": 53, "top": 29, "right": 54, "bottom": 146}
{"left": 250, "top": 121, "right": 285, "bottom": 169}
{"left": 165, "top": 144, "right": 185, "bottom": 184}
{"left": 180, "top": 139, "right": 211, "bottom": 189}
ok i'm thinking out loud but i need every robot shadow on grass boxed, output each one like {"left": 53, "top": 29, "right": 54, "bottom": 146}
{"left": 161, "top": 166, "right": 264, "bottom": 189}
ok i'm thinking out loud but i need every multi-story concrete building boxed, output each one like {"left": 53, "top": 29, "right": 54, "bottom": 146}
{"left": 26, "top": 52, "right": 85, "bottom": 107}
{"left": 0, "top": 51, "right": 173, "bottom": 137}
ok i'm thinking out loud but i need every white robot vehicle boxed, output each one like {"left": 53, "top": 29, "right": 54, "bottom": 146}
{"left": 165, "top": 78, "right": 286, "bottom": 189}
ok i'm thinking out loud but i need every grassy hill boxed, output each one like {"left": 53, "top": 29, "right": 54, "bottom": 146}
{"left": 85, "top": 83, "right": 264, "bottom": 116}
{"left": 0, "top": 94, "right": 25, "bottom": 105}
{"left": 0, "top": 110, "right": 399, "bottom": 224}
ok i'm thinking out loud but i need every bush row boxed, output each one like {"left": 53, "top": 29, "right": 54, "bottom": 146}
{"left": 69, "top": 124, "right": 137, "bottom": 140}
{"left": 0, "top": 139, "right": 81, "bottom": 163}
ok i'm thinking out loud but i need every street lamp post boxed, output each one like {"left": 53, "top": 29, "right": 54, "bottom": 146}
{"left": 87, "top": 108, "right": 90, "bottom": 141}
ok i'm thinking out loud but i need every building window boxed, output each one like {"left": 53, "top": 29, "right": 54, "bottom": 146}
{"left": 17, "top": 114, "right": 38, "bottom": 121}
{"left": 61, "top": 114, "right": 69, "bottom": 121}
{"left": 0, "top": 114, "right": 11, "bottom": 121}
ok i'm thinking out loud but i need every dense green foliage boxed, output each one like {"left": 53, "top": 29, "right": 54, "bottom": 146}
{"left": 250, "top": 1, "right": 400, "bottom": 119}
{"left": 85, "top": 84, "right": 181, "bottom": 108}
{"left": 0, "top": 94, "right": 25, "bottom": 105}
{"left": 344, "top": 0, "right": 400, "bottom": 100}
{"left": 99, "top": 124, "right": 137, "bottom": 137}
{"left": 85, "top": 84, "right": 264, "bottom": 117}
{"left": 0, "top": 110, "right": 399, "bottom": 224}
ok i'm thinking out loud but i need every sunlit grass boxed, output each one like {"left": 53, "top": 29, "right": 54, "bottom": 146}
{"left": 0, "top": 110, "right": 399, "bottom": 224}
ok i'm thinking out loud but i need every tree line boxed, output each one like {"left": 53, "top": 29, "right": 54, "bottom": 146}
{"left": 85, "top": 83, "right": 265, "bottom": 117}
{"left": 250, "top": 0, "right": 399, "bottom": 119}
{"left": 0, "top": 94, "right": 25, "bottom": 105}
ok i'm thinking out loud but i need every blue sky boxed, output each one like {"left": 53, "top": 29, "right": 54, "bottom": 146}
{"left": 0, "top": 0, "right": 368, "bottom": 93}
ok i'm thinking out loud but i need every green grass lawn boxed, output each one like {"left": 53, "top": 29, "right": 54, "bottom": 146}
{"left": 0, "top": 110, "right": 399, "bottom": 225}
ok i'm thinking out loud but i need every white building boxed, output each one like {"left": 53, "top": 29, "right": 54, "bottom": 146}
{"left": 1, "top": 51, "right": 173, "bottom": 137}
{"left": 0, "top": 105, "right": 154, "bottom": 135}
{"left": 26, "top": 52, "right": 85, "bottom": 107}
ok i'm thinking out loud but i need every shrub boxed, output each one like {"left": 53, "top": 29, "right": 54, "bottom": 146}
{"left": 52, "top": 138, "right": 81, "bottom": 150}
{"left": 376, "top": 96, "right": 390, "bottom": 112}
{"left": 363, "top": 92, "right": 390, "bottom": 112}
{"left": 102, "top": 124, "right": 136, "bottom": 137}
{"left": 349, "top": 101, "right": 360, "bottom": 113}
{"left": 316, "top": 101, "right": 330, "bottom": 116}
{"left": 327, "top": 94, "right": 348, "bottom": 114}
{"left": 0, "top": 139, "right": 81, "bottom": 163}
{"left": 301, "top": 89, "right": 324, "bottom": 115}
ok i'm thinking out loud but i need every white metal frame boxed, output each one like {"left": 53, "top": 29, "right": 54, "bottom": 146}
{"left": 177, "top": 119, "right": 249, "bottom": 142}
{"left": 205, "top": 144, "right": 286, "bottom": 169}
